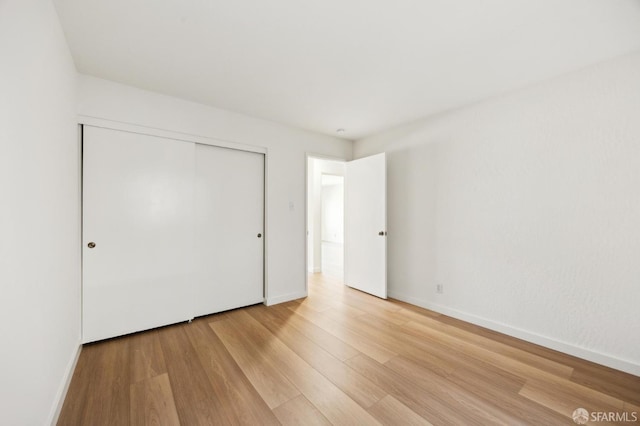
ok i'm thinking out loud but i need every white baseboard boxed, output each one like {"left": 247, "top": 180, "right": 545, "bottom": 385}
{"left": 48, "top": 341, "right": 82, "bottom": 425}
{"left": 266, "top": 290, "right": 308, "bottom": 306}
{"left": 389, "top": 290, "right": 640, "bottom": 377}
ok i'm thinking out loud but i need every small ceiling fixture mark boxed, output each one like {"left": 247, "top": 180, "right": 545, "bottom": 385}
{"left": 336, "top": 128, "right": 346, "bottom": 134}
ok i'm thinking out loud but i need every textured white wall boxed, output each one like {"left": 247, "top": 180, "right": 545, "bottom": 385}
{"left": 77, "top": 76, "right": 352, "bottom": 305}
{"left": 0, "top": 0, "right": 81, "bottom": 424}
{"left": 354, "top": 51, "right": 640, "bottom": 375}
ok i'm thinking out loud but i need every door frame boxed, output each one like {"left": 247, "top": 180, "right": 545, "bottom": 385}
{"left": 304, "top": 153, "right": 347, "bottom": 292}
{"left": 78, "top": 116, "right": 270, "bottom": 325}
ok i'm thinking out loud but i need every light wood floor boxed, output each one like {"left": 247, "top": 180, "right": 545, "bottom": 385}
{"left": 59, "top": 274, "right": 639, "bottom": 425}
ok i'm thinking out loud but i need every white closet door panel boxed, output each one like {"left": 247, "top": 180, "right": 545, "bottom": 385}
{"left": 82, "top": 126, "right": 195, "bottom": 343}
{"left": 345, "top": 153, "right": 387, "bottom": 298}
{"left": 195, "top": 145, "right": 264, "bottom": 317}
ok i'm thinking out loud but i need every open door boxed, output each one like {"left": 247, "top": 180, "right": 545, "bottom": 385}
{"left": 344, "top": 153, "right": 387, "bottom": 298}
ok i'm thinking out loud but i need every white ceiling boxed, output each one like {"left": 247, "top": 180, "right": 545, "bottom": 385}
{"left": 54, "top": 0, "right": 640, "bottom": 140}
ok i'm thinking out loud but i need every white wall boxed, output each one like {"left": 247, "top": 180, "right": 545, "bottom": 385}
{"left": 77, "top": 75, "right": 352, "bottom": 304}
{"left": 354, "top": 51, "right": 640, "bottom": 375}
{"left": 0, "top": 0, "right": 81, "bottom": 424}
{"left": 322, "top": 177, "right": 344, "bottom": 243}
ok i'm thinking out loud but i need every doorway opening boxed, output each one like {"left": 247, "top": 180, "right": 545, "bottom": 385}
{"left": 320, "top": 174, "right": 344, "bottom": 279}
{"left": 306, "top": 152, "right": 387, "bottom": 299}
{"left": 306, "top": 157, "right": 346, "bottom": 287}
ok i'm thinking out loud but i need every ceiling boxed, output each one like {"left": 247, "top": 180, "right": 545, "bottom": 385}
{"left": 54, "top": 0, "right": 640, "bottom": 140}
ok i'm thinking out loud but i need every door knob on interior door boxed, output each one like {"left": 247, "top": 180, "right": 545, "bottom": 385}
{"left": 87, "top": 242, "right": 96, "bottom": 248}
{"left": 257, "top": 233, "right": 262, "bottom": 238}
{"left": 378, "top": 231, "right": 386, "bottom": 236}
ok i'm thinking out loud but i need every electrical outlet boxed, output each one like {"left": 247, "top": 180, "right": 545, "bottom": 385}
{"left": 436, "top": 284, "right": 443, "bottom": 294}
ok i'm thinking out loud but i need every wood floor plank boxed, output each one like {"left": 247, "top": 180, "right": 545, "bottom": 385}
{"left": 368, "top": 395, "right": 433, "bottom": 426}
{"left": 426, "top": 309, "right": 619, "bottom": 383}
{"left": 289, "top": 294, "right": 335, "bottom": 312}
{"left": 290, "top": 281, "right": 340, "bottom": 312}
{"left": 362, "top": 316, "right": 554, "bottom": 409}
{"left": 519, "top": 378, "right": 629, "bottom": 420}
{"left": 57, "top": 344, "right": 100, "bottom": 424}
{"left": 316, "top": 283, "right": 403, "bottom": 319}
{"left": 130, "top": 373, "right": 180, "bottom": 426}
{"left": 345, "top": 354, "right": 483, "bottom": 425}
{"left": 157, "top": 324, "right": 228, "bottom": 425}
{"left": 185, "top": 318, "right": 280, "bottom": 425}
{"left": 342, "top": 317, "right": 467, "bottom": 384}
{"left": 222, "top": 310, "right": 382, "bottom": 425}
{"left": 403, "top": 319, "right": 635, "bottom": 412}
{"left": 344, "top": 312, "right": 549, "bottom": 402}
{"left": 327, "top": 302, "right": 369, "bottom": 319}
{"left": 272, "top": 395, "right": 332, "bottom": 426}
{"left": 403, "top": 320, "right": 575, "bottom": 383}
{"left": 571, "top": 366, "right": 640, "bottom": 405}
{"left": 263, "top": 303, "right": 361, "bottom": 361}
{"left": 326, "top": 311, "right": 477, "bottom": 379}
{"left": 387, "top": 299, "right": 442, "bottom": 319}
{"left": 129, "top": 330, "right": 167, "bottom": 384}
{"left": 287, "top": 302, "right": 397, "bottom": 363}
{"left": 247, "top": 304, "right": 387, "bottom": 408}
{"left": 446, "top": 365, "right": 568, "bottom": 425}
{"left": 209, "top": 317, "right": 301, "bottom": 409}
{"left": 58, "top": 338, "right": 130, "bottom": 425}
{"left": 351, "top": 301, "right": 429, "bottom": 326}
{"left": 624, "top": 402, "right": 640, "bottom": 414}
{"left": 385, "top": 355, "right": 526, "bottom": 425}
{"left": 397, "top": 309, "right": 574, "bottom": 379}
{"left": 59, "top": 273, "right": 639, "bottom": 425}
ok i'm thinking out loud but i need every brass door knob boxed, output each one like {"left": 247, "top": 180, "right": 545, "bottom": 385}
{"left": 88, "top": 242, "right": 96, "bottom": 248}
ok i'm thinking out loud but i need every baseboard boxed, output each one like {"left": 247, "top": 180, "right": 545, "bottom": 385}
{"left": 388, "top": 290, "right": 640, "bottom": 377}
{"left": 266, "top": 290, "right": 308, "bottom": 306}
{"left": 48, "top": 341, "right": 82, "bottom": 425}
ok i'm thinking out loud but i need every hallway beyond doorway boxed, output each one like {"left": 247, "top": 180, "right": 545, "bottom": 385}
{"left": 321, "top": 241, "right": 343, "bottom": 280}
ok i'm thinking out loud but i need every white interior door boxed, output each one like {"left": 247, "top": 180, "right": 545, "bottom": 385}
{"left": 344, "top": 153, "right": 387, "bottom": 298}
{"left": 194, "top": 145, "right": 264, "bottom": 317}
{"left": 82, "top": 126, "right": 195, "bottom": 343}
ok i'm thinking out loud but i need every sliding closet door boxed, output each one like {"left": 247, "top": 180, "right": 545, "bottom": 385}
{"left": 82, "top": 126, "right": 195, "bottom": 343}
{"left": 194, "top": 144, "right": 264, "bottom": 317}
